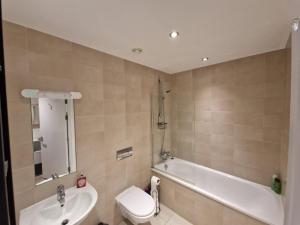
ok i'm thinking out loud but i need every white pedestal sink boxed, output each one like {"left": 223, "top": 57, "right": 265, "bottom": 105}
{"left": 20, "top": 183, "right": 98, "bottom": 225}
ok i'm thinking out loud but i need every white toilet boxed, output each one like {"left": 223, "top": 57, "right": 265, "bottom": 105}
{"left": 115, "top": 186, "right": 156, "bottom": 225}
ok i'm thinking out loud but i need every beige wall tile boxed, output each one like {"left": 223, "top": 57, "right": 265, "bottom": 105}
{"left": 195, "top": 121, "right": 211, "bottom": 136}
{"left": 3, "top": 21, "right": 27, "bottom": 49}
{"left": 211, "top": 123, "right": 234, "bottom": 136}
{"left": 234, "top": 98, "right": 264, "bottom": 114}
{"left": 4, "top": 21, "right": 157, "bottom": 225}
{"left": 233, "top": 112, "right": 263, "bottom": 128}
{"left": 12, "top": 166, "right": 35, "bottom": 194}
{"left": 211, "top": 99, "right": 234, "bottom": 111}
{"left": 72, "top": 63, "right": 103, "bottom": 84}
{"left": 28, "top": 52, "right": 73, "bottom": 79}
{"left": 211, "top": 84, "right": 236, "bottom": 100}
{"left": 211, "top": 112, "right": 234, "bottom": 124}
{"left": 14, "top": 190, "right": 34, "bottom": 222}
{"left": 27, "top": 28, "right": 72, "bottom": 55}
{"left": 234, "top": 125, "right": 264, "bottom": 141}
{"left": 72, "top": 43, "right": 103, "bottom": 68}
{"left": 171, "top": 49, "right": 289, "bottom": 186}
{"left": 10, "top": 142, "right": 33, "bottom": 169}
{"left": 263, "top": 114, "right": 283, "bottom": 129}
{"left": 76, "top": 115, "right": 104, "bottom": 134}
{"left": 194, "top": 153, "right": 211, "bottom": 167}
{"left": 4, "top": 47, "right": 28, "bottom": 74}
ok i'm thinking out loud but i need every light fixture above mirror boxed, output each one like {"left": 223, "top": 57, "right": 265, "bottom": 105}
{"left": 21, "top": 89, "right": 82, "bottom": 99}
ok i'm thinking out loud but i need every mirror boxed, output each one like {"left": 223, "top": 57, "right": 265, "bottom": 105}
{"left": 27, "top": 93, "right": 78, "bottom": 185}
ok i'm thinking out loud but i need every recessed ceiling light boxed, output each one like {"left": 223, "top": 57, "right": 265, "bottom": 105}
{"left": 169, "top": 31, "right": 179, "bottom": 39}
{"left": 202, "top": 57, "right": 209, "bottom": 62}
{"left": 132, "top": 48, "right": 143, "bottom": 54}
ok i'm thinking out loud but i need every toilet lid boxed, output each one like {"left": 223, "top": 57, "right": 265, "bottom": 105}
{"left": 117, "top": 186, "right": 155, "bottom": 217}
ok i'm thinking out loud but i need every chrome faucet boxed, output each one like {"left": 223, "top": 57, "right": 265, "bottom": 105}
{"left": 160, "top": 150, "right": 172, "bottom": 161}
{"left": 52, "top": 173, "right": 59, "bottom": 180}
{"left": 57, "top": 185, "right": 65, "bottom": 207}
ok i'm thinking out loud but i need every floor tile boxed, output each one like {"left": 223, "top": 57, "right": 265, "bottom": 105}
{"left": 120, "top": 204, "right": 192, "bottom": 225}
{"left": 166, "top": 214, "right": 192, "bottom": 225}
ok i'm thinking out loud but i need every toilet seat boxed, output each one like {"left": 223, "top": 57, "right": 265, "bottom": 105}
{"left": 116, "top": 186, "right": 155, "bottom": 218}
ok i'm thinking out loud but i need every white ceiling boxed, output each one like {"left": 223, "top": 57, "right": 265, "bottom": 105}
{"left": 3, "top": 0, "right": 290, "bottom": 74}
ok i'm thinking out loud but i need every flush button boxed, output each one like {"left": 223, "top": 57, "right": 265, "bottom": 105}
{"left": 116, "top": 147, "right": 133, "bottom": 160}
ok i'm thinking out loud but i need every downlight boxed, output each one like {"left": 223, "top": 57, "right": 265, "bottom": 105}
{"left": 202, "top": 57, "right": 209, "bottom": 62}
{"left": 169, "top": 31, "right": 179, "bottom": 39}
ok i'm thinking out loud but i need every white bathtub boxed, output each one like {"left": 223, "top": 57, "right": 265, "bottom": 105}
{"left": 152, "top": 158, "right": 284, "bottom": 225}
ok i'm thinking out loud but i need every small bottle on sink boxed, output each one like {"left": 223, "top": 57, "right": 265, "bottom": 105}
{"left": 77, "top": 174, "right": 87, "bottom": 188}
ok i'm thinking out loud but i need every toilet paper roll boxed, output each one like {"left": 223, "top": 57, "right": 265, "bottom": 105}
{"left": 151, "top": 176, "right": 160, "bottom": 215}
{"left": 151, "top": 176, "right": 160, "bottom": 187}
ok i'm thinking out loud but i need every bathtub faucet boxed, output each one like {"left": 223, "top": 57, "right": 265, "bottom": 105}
{"left": 160, "top": 150, "right": 172, "bottom": 161}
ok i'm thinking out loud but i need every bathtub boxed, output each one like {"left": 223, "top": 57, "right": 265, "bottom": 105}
{"left": 152, "top": 158, "right": 284, "bottom": 225}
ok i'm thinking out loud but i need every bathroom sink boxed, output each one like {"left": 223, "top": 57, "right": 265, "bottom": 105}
{"left": 20, "top": 183, "right": 98, "bottom": 225}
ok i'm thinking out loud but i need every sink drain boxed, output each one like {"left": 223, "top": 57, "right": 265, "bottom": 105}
{"left": 62, "top": 219, "right": 69, "bottom": 225}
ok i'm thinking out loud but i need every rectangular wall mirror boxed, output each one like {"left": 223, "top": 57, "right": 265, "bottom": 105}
{"left": 22, "top": 89, "right": 81, "bottom": 185}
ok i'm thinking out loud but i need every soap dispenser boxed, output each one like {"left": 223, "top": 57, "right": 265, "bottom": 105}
{"left": 271, "top": 174, "right": 282, "bottom": 194}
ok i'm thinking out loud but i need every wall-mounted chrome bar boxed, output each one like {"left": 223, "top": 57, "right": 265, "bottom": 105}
{"left": 116, "top": 147, "right": 133, "bottom": 160}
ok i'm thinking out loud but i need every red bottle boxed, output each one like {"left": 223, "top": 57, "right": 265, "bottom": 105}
{"left": 77, "top": 174, "right": 87, "bottom": 188}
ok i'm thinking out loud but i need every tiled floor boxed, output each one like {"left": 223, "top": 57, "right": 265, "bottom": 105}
{"left": 119, "top": 204, "right": 192, "bottom": 225}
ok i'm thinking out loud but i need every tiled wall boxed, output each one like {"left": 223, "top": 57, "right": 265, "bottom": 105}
{"left": 171, "top": 50, "right": 290, "bottom": 186}
{"left": 4, "top": 20, "right": 290, "bottom": 225}
{"left": 154, "top": 172, "right": 268, "bottom": 225}
{"left": 3, "top": 21, "right": 169, "bottom": 225}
